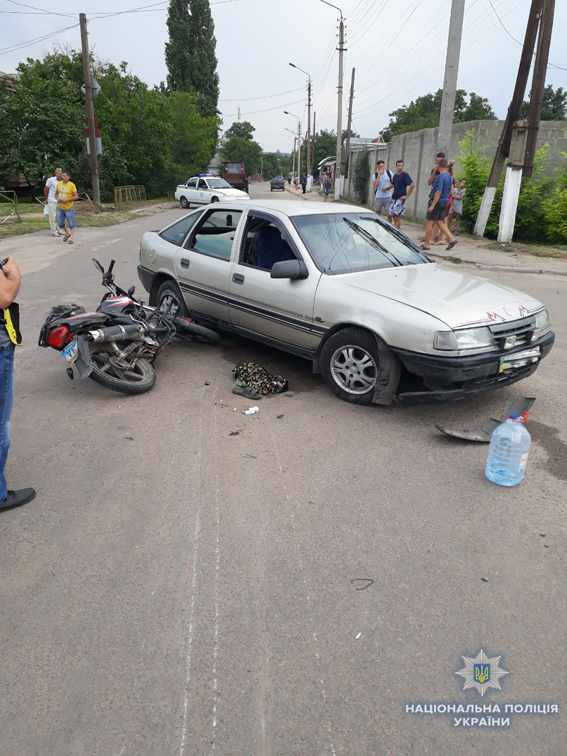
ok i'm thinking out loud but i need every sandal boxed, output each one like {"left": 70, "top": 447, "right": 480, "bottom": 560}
{"left": 68, "top": 240, "right": 74, "bottom": 244}
{"left": 63, "top": 235, "right": 69, "bottom": 242}
{"left": 420, "top": 244, "right": 431, "bottom": 251}
{"left": 232, "top": 385, "right": 262, "bottom": 400}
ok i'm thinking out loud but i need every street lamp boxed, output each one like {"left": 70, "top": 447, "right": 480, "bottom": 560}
{"left": 320, "top": 0, "right": 345, "bottom": 199}
{"left": 284, "top": 111, "right": 302, "bottom": 184}
{"left": 289, "top": 63, "right": 313, "bottom": 181}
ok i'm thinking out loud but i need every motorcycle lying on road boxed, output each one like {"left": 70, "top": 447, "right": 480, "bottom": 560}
{"left": 39, "top": 257, "right": 220, "bottom": 395}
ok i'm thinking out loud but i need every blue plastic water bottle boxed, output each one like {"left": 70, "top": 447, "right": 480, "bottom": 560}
{"left": 485, "top": 412, "right": 531, "bottom": 487}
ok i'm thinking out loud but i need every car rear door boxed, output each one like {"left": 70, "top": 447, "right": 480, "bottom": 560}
{"left": 174, "top": 206, "right": 245, "bottom": 327}
{"left": 228, "top": 210, "right": 321, "bottom": 352}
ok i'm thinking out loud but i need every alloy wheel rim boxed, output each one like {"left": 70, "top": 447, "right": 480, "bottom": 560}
{"left": 330, "top": 345, "right": 377, "bottom": 395}
{"left": 159, "top": 293, "right": 180, "bottom": 317}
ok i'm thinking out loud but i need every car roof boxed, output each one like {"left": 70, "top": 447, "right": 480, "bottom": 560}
{"left": 231, "top": 200, "right": 368, "bottom": 216}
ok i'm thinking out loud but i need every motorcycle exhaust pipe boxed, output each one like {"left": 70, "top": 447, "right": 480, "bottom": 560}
{"left": 88, "top": 324, "right": 145, "bottom": 343}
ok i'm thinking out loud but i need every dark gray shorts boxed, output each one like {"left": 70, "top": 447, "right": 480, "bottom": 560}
{"left": 427, "top": 201, "right": 448, "bottom": 221}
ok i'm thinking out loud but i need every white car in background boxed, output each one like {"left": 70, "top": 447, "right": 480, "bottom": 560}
{"left": 174, "top": 175, "right": 249, "bottom": 208}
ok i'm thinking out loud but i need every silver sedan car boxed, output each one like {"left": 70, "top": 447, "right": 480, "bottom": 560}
{"left": 137, "top": 201, "right": 554, "bottom": 405}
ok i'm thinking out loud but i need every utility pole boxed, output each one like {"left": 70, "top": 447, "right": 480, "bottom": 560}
{"left": 335, "top": 14, "right": 345, "bottom": 198}
{"left": 438, "top": 0, "right": 465, "bottom": 157}
{"left": 306, "top": 79, "right": 312, "bottom": 181}
{"left": 523, "top": 0, "right": 555, "bottom": 177}
{"left": 344, "top": 67, "right": 355, "bottom": 177}
{"left": 237, "top": 106, "right": 241, "bottom": 122}
{"left": 312, "top": 111, "right": 316, "bottom": 177}
{"left": 298, "top": 121, "right": 302, "bottom": 181}
{"left": 79, "top": 13, "right": 101, "bottom": 211}
{"left": 474, "top": 0, "right": 544, "bottom": 236}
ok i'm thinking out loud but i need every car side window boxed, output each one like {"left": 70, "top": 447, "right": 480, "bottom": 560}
{"left": 198, "top": 179, "right": 208, "bottom": 189}
{"left": 188, "top": 209, "right": 243, "bottom": 260}
{"left": 240, "top": 215, "right": 297, "bottom": 272}
{"left": 160, "top": 214, "right": 200, "bottom": 246}
{"left": 187, "top": 178, "right": 198, "bottom": 188}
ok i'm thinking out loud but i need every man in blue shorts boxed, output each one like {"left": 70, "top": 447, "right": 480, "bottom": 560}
{"left": 422, "top": 159, "right": 457, "bottom": 251}
{"left": 56, "top": 170, "right": 78, "bottom": 244}
{"left": 387, "top": 160, "right": 414, "bottom": 229}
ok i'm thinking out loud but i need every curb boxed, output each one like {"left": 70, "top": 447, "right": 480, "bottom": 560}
{"left": 427, "top": 251, "right": 567, "bottom": 276}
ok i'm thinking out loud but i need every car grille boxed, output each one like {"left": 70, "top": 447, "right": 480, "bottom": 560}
{"left": 488, "top": 315, "right": 536, "bottom": 348}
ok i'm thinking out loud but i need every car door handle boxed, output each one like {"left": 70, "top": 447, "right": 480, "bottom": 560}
{"left": 232, "top": 273, "right": 245, "bottom": 284}
{"left": 180, "top": 258, "right": 190, "bottom": 268}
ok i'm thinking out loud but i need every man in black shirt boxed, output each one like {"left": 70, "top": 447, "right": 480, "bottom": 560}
{"left": 387, "top": 160, "right": 415, "bottom": 229}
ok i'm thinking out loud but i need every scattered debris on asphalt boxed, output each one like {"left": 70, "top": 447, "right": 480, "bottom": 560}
{"left": 204, "top": 381, "right": 210, "bottom": 386}
{"left": 276, "top": 414, "right": 284, "bottom": 419}
{"left": 435, "top": 397, "right": 535, "bottom": 442}
{"left": 242, "top": 406, "right": 260, "bottom": 415}
{"left": 355, "top": 632, "right": 362, "bottom": 640}
{"left": 229, "top": 430, "right": 242, "bottom": 436}
{"left": 124, "top": 436, "right": 134, "bottom": 441}
{"left": 233, "top": 361, "right": 288, "bottom": 396}
{"left": 481, "top": 577, "right": 489, "bottom": 583}
{"left": 242, "top": 454, "right": 257, "bottom": 459}
{"left": 351, "top": 579, "right": 374, "bottom": 591}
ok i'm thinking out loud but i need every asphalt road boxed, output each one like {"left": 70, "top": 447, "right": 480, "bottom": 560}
{"left": 0, "top": 183, "right": 565, "bottom": 755}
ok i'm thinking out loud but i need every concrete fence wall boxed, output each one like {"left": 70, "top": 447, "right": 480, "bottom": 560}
{"left": 343, "top": 119, "right": 567, "bottom": 220}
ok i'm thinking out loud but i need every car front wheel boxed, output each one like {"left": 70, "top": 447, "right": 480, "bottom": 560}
{"left": 180, "top": 196, "right": 189, "bottom": 209}
{"left": 320, "top": 327, "right": 400, "bottom": 405}
{"left": 211, "top": 196, "right": 219, "bottom": 203}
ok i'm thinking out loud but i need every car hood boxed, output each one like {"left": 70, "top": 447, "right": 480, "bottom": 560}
{"left": 218, "top": 188, "right": 249, "bottom": 198}
{"left": 345, "top": 263, "right": 544, "bottom": 329}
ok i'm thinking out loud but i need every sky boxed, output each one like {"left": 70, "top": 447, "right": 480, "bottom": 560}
{"left": 1, "top": 0, "right": 566, "bottom": 154}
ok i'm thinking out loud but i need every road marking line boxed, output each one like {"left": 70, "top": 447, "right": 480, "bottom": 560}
{"left": 91, "top": 237, "right": 122, "bottom": 253}
{"left": 268, "top": 426, "right": 337, "bottom": 756}
{"left": 179, "top": 411, "right": 204, "bottom": 756}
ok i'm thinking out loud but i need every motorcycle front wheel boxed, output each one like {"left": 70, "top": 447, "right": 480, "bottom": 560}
{"left": 88, "top": 345, "right": 156, "bottom": 395}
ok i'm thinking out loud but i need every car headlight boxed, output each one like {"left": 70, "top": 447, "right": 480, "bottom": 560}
{"left": 434, "top": 327, "right": 494, "bottom": 351}
{"left": 532, "top": 308, "right": 551, "bottom": 341}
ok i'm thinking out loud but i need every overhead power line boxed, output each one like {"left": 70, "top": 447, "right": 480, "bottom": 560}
{"left": 0, "top": 22, "right": 79, "bottom": 55}
{"left": 219, "top": 87, "right": 304, "bottom": 103}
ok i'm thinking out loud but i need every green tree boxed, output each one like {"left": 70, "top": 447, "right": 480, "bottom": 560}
{"left": 224, "top": 121, "right": 255, "bottom": 140}
{"left": 381, "top": 89, "right": 496, "bottom": 141}
{"left": 542, "top": 151, "right": 567, "bottom": 243}
{"left": 0, "top": 52, "right": 84, "bottom": 188}
{"left": 221, "top": 120, "right": 263, "bottom": 175}
{"left": 352, "top": 150, "right": 370, "bottom": 205}
{"left": 521, "top": 84, "right": 567, "bottom": 121}
{"left": 165, "top": 0, "right": 220, "bottom": 118}
{"left": 0, "top": 50, "right": 220, "bottom": 199}
{"left": 312, "top": 129, "right": 337, "bottom": 177}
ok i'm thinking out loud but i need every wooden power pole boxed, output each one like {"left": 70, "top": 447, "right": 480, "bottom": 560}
{"left": 79, "top": 13, "right": 101, "bottom": 211}
{"left": 344, "top": 67, "right": 355, "bottom": 177}
{"left": 474, "top": 0, "right": 544, "bottom": 236}
{"left": 438, "top": 0, "right": 466, "bottom": 156}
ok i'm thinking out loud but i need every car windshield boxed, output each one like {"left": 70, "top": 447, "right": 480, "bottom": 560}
{"left": 293, "top": 213, "right": 430, "bottom": 274}
{"left": 207, "top": 178, "right": 231, "bottom": 189}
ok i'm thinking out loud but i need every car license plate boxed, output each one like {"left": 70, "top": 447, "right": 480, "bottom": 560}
{"left": 61, "top": 337, "right": 78, "bottom": 364}
{"left": 499, "top": 347, "right": 541, "bottom": 372}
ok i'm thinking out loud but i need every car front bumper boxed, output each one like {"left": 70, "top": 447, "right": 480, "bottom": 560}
{"left": 392, "top": 331, "right": 555, "bottom": 405}
{"left": 138, "top": 264, "right": 155, "bottom": 295}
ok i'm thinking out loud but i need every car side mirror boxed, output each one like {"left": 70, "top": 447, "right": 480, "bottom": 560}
{"left": 270, "top": 259, "right": 309, "bottom": 280}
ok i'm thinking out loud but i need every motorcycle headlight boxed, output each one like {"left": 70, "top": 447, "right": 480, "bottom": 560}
{"left": 532, "top": 308, "right": 551, "bottom": 341}
{"left": 434, "top": 327, "right": 494, "bottom": 351}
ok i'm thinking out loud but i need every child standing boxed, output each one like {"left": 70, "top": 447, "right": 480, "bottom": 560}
{"left": 448, "top": 179, "right": 467, "bottom": 236}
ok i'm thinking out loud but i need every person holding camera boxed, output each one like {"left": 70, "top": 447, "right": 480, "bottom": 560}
{"left": 0, "top": 256, "right": 36, "bottom": 513}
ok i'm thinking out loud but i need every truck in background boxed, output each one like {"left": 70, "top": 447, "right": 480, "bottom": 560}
{"left": 222, "top": 161, "right": 248, "bottom": 194}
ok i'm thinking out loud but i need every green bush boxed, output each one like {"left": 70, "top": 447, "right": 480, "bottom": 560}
{"left": 353, "top": 150, "right": 370, "bottom": 205}
{"left": 542, "top": 152, "right": 567, "bottom": 244}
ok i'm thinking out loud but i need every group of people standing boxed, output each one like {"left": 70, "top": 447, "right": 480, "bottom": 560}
{"left": 44, "top": 168, "right": 79, "bottom": 243}
{"left": 372, "top": 152, "right": 466, "bottom": 249}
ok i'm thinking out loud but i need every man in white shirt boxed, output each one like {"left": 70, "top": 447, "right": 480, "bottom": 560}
{"left": 44, "top": 168, "right": 63, "bottom": 237}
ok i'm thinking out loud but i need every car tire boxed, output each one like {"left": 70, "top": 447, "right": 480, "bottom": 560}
{"left": 180, "top": 196, "right": 189, "bottom": 209}
{"left": 211, "top": 196, "right": 219, "bottom": 203}
{"left": 156, "top": 279, "right": 189, "bottom": 318}
{"left": 320, "top": 327, "right": 400, "bottom": 406}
